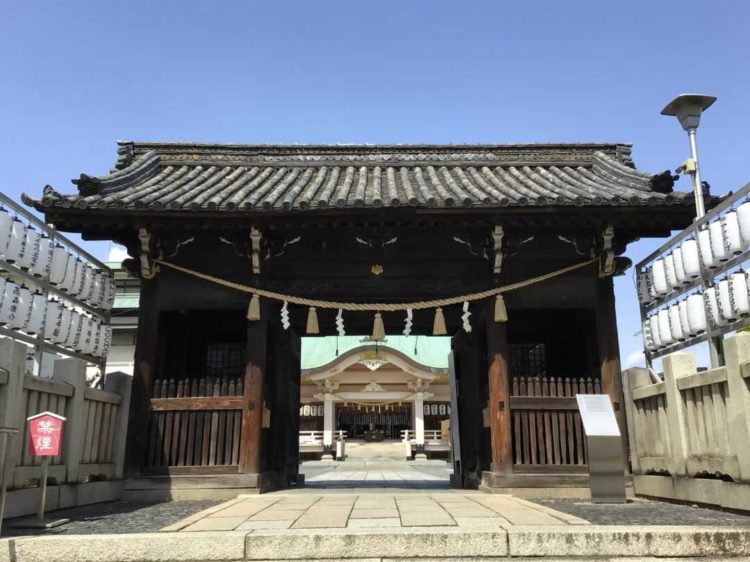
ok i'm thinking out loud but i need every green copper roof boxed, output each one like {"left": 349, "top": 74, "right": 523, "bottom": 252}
{"left": 301, "top": 335, "right": 450, "bottom": 370}
{"left": 113, "top": 294, "right": 140, "bottom": 309}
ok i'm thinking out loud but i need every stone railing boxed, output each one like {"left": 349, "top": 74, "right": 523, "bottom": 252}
{"left": 0, "top": 337, "right": 131, "bottom": 519}
{"left": 623, "top": 332, "right": 750, "bottom": 510}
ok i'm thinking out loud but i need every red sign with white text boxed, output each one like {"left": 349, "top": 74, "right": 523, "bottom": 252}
{"left": 27, "top": 412, "right": 66, "bottom": 456}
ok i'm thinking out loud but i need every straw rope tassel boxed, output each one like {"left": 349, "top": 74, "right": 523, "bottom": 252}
{"left": 433, "top": 307, "right": 447, "bottom": 335}
{"left": 247, "top": 294, "right": 261, "bottom": 321}
{"left": 372, "top": 312, "right": 385, "bottom": 341}
{"left": 494, "top": 294, "right": 508, "bottom": 322}
{"left": 306, "top": 307, "right": 319, "bottom": 334}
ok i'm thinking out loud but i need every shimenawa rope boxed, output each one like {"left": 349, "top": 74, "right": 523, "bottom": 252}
{"left": 152, "top": 257, "right": 598, "bottom": 311}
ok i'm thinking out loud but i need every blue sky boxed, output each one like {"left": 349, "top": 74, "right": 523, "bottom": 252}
{"left": 2, "top": 0, "right": 748, "bottom": 367}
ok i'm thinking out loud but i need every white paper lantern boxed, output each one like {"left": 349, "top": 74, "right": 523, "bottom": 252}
{"left": 710, "top": 220, "right": 729, "bottom": 262}
{"left": 723, "top": 211, "right": 743, "bottom": 256}
{"left": 93, "top": 324, "right": 110, "bottom": 357}
{"left": 30, "top": 236, "right": 52, "bottom": 278}
{"left": 0, "top": 280, "right": 18, "bottom": 325}
{"left": 738, "top": 201, "right": 750, "bottom": 247}
{"left": 25, "top": 292, "right": 46, "bottom": 334}
{"left": 8, "top": 287, "right": 32, "bottom": 330}
{"left": 0, "top": 208, "right": 13, "bottom": 252}
{"left": 89, "top": 272, "right": 104, "bottom": 307}
{"left": 687, "top": 293, "right": 708, "bottom": 335}
{"left": 78, "top": 266, "right": 94, "bottom": 301}
{"left": 18, "top": 227, "right": 40, "bottom": 271}
{"left": 664, "top": 253, "right": 679, "bottom": 289}
{"left": 678, "top": 299, "right": 690, "bottom": 337}
{"left": 681, "top": 239, "right": 702, "bottom": 278}
{"left": 637, "top": 272, "right": 653, "bottom": 305}
{"left": 59, "top": 255, "right": 80, "bottom": 293}
{"left": 102, "top": 276, "right": 115, "bottom": 309}
{"left": 70, "top": 259, "right": 86, "bottom": 297}
{"left": 43, "top": 300, "right": 62, "bottom": 340}
{"left": 81, "top": 319, "right": 97, "bottom": 355}
{"left": 673, "top": 246, "right": 687, "bottom": 286}
{"left": 53, "top": 306, "right": 72, "bottom": 345}
{"left": 669, "top": 305, "right": 684, "bottom": 341}
{"left": 704, "top": 286, "right": 726, "bottom": 327}
{"left": 731, "top": 272, "right": 750, "bottom": 317}
{"left": 3, "top": 219, "right": 26, "bottom": 264}
{"left": 718, "top": 278, "right": 735, "bottom": 321}
{"left": 75, "top": 315, "right": 92, "bottom": 352}
{"left": 49, "top": 245, "right": 69, "bottom": 285}
{"left": 698, "top": 228, "right": 717, "bottom": 270}
{"left": 642, "top": 321, "right": 655, "bottom": 350}
{"left": 64, "top": 310, "right": 82, "bottom": 348}
{"left": 651, "top": 259, "right": 669, "bottom": 295}
{"left": 657, "top": 309, "right": 674, "bottom": 345}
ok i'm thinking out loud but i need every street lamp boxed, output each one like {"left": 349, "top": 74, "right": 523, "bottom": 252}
{"left": 661, "top": 94, "right": 717, "bottom": 218}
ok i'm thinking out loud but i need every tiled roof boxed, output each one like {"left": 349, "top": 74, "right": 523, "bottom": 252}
{"left": 24, "top": 142, "right": 689, "bottom": 213}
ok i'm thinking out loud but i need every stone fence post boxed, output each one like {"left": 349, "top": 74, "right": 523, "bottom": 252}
{"left": 621, "top": 367, "right": 651, "bottom": 474}
{"left": 0, "top": 339, "right": 27, "bottom": 480}
{"left": 723, "top": 333, "right": 750, "bottom": 482}
{"left": 103, "top": 371, "right": 132, "bottom": 480}
{"left": 662, "top": 352, "right": 693, "bottom": 476}
{"left": 52, "top": 358, "right": 87, "bottom": 483}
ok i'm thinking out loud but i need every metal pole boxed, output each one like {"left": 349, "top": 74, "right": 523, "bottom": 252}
{"left": 687, "top": 128, "right": 706, "bottom": 219}
{"left": 37, "top": 457, "right": 49, "bottom": 520}
{"left": 687, "top": 127, "right": 724, "bottom": 367}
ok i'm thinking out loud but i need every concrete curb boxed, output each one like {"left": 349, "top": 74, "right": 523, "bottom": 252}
{"left": 2, "top": 526, "right": 750, "bottom": 561}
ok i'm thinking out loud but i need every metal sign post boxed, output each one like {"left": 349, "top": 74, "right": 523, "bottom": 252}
{"left": 576, "top": 394, "right": 626, "bottom": 503}
{"left": 10, "top": 412, "right": 69, "bottom": 529}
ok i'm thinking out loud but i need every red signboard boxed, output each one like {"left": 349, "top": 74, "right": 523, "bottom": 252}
{"left": 27, "top": 412, "right": 65, "bottom": 457}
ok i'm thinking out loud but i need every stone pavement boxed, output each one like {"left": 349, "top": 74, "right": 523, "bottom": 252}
{"left": 303, "top": 466, "right": 450, "bottom": 489}
{"left": 164, "top": 492, "right": 589, "bottom": 532}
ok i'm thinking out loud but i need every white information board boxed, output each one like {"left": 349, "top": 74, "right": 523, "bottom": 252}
{"left": 575, "top": 394, "right": 620, "bottom": 437}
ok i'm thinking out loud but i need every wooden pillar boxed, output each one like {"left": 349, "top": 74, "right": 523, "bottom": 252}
{"left": 596, "top": 276, "right": 628, "bottom": 445}
{"left": 124, "top": 275, "right": 160, "bottom": 476}
{"left": 240, "top": 309, "right": 268, "bottom": 474}
{"left": 487, "top": 309, "right": 512, "bottom": 474}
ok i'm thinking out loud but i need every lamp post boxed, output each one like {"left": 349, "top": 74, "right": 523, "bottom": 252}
{"left": 661, "top": 94, "right": 720, "bottom": 366}
{"left": 660, "top": 94, "right": 717, "bottom": 219}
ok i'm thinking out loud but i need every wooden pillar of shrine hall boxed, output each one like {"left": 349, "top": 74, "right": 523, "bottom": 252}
{"left": 486, "top": 307, "right": 512, "bottom": 475}
{"left": 124, "top": 271, "right": 161, "bottom": 476}
{"left": 240, "top": 300, "right": 270, "bottom": 476}
{"left": 596, "top": 275, "right": 628, "bottom": 449}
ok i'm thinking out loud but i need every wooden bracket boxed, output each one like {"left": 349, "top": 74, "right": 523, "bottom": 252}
{"left": 138, "top": 227, "right": 159, "bottom": 279}
{"left": 492, "top": 225, "right": 504, "bottom": 275}
{"left": 599, "top": 224, "right": 615, "bottom": 277}
{"left": 250, "top": 227, "right": 262, "bottom": 275}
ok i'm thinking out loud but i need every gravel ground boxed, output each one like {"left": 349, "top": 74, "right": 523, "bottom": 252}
{"left": 1, "top": 500, "right": 221, "bottom": 538}
{"left": 537, "top": 498, "right": 750, "bottom": 526}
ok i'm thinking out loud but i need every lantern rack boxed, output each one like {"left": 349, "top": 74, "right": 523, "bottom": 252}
{"left": 0, "top": 191, "right": 113, "bottom": 376}
{"left": 637, "top": 181, "right": 750, "bottom": 363}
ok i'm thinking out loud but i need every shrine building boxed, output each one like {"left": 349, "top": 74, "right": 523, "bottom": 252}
{"left": 26, "top": 142, "right": 695, "bottom": 492}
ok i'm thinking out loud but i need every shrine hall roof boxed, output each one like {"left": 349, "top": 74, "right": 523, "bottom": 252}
{"left": 25, "top": 142, "right": 690, "bottom": 213}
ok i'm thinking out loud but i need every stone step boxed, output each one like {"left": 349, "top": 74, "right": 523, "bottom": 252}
{"left": 4, "top": 525, "right": 750, "bottom": 560}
